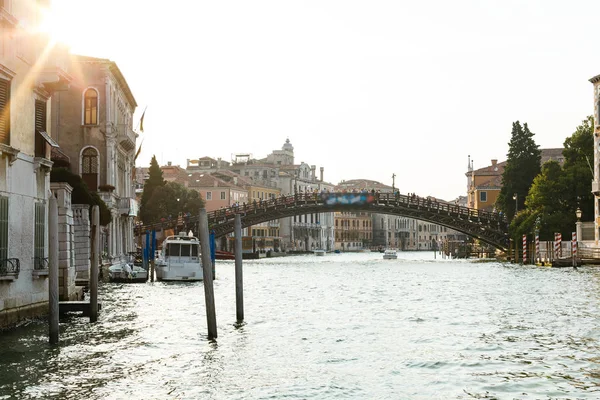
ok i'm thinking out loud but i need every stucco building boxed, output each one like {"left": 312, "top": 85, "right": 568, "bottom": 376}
{"left": 0, "top": 1, "right": 74, "bottom": 327}
{"left": 51, "top": 55, "right": 139, "bottom": 261}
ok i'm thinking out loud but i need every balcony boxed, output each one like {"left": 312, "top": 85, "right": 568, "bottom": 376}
{"left": 592, "top": 180, "right": 600, "bottom": 195}
{"left": 115, "top": 124, "right": 137, "bottom": 152}
{"left": 0, "top": 258, "right": 19, "bottom": 281}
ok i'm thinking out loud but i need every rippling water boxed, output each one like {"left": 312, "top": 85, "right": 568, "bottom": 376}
{"left": 2, "top": 252, "right": 600, "bottom": 399}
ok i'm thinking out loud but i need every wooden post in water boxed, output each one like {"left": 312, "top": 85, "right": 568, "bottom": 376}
{"left": 199, "top": 208, "right": 217, "bottom": 339}
{"left": 234, "top": 214, "right": 244, "bottom": 322}
{"left": 90, "top": 205, "right": 99, "bottom": 323}
{"left": 48, "top": 194, "right": 59, "bottom": 344}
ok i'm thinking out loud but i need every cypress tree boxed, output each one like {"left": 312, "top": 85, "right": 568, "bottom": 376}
{"left": 139, "top": 155, "right": 165, "bottom": 224}
{"left": 496, "top": 121, "right": 541, "bottom": 220}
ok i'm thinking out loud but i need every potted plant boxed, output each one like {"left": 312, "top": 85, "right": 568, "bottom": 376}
{"left": 98, "top": 184, "right": 115, "bottom": 193}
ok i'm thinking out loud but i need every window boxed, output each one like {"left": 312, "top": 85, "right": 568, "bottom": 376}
{"left": 206, "top": 192, "right": 212, "bottom": 200}
{"left": 34, "top": 100, "right": 47, "bottom": 158}
{"left": 84, "top": 89, "right": 98, "bottom": 125}
{"left": 34, "top": 202, "right": 45, "bottom": 268}
{"left": 220, "top": 191, "right": 226, "bottom": 200}
{"left": 0, "top": 78, "right": 9, "bottom": 145}
{"left": 480, "top": 191, "right": 487, "bottom": 202}
{"left": 81, "top": 147, "right": 99, "bottom": 192}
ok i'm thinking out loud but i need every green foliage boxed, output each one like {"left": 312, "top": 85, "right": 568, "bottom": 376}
{"left": 139, "top": 155, "right": 165, "bottom": 224}
{"left": 519, "top": 116, "right": 594, "bottom": 240}
{"left": 50, "top": 167, "right": 112, "bottom": 226}
{"left": 142, "top": 181, "right": 205, "bottom": 224}
{"left": 496, "top": 121, "right": 541, "bottom": 220}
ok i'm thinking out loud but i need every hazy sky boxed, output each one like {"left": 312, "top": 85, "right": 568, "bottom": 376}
{"left": 45, "top": 0, "right": 600, "bottom": 200}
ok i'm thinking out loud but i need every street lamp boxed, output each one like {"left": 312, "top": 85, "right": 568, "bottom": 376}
{"left": 513, "top": 193, "right": 518, "bottom": 214}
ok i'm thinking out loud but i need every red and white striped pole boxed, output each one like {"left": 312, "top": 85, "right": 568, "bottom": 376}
{"left": 572, "top": 231, "right": 577, "bottom": 267}
{"left": 522, "top": 234, "right": 527, "bottom": 264}
{"left": 535, "top": 233, "right": 540, "bottom": 264}
{"left": 554, "top": 233, "right": 561, "bottom": 259}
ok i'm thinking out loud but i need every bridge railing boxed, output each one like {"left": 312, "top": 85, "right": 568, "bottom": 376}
{"left": 136, "top": 191, "right": 507, "bottom": 234}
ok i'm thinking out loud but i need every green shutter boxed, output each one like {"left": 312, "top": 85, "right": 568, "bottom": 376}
{"left": 0, "top": 196, "right": 8, "bottom": 261}
{"left": 34, "top": 202, "right": 45, "bottom": 267}
{"left": 0, "top": 79, "right": 10, "bottom": 145}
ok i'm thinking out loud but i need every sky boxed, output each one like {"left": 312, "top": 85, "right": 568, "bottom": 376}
{"left": 42, "top": 0, "right": 600, "bottom": 201}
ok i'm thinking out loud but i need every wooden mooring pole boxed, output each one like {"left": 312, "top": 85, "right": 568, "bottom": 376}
{"left": 199, "top": 208, "right": 217, "bottom": 339}
{"left": 234, "top": 214, "right": 244, "bottom": 322}
{"left": 90, "top": 205, "right": 99, "bottom": 323}
{"left": 48, "top": 194, "right": 59, "bottom": 344}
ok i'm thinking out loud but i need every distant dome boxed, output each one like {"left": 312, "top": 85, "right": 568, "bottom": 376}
{"left": 282, "top": 138, "right": 294, "bottom": 152}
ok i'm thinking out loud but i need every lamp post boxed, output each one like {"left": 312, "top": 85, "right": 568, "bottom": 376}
{"left": 513, "top": 193, "right": 518, "bottom": 215}
{"left": 392, "top": 173, "right": 396, "bottom": 193}
{"left": 534, "top": 215, "right": 541, "bottom": 264}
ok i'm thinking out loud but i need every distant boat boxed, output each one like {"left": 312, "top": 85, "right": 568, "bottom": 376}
{"left": 215, "top": 250, "right": 235, "bottom": 260}
{"left": 383, "top": 249, "right": 398, "bottom": 260}
{"left": 334, "top": 249, "right": 341, "bottom": 254}
{"left": 313, "top": 249, "right": 326, "bottom": 256}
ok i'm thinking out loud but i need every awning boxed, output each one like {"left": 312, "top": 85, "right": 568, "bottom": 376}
{"left": 38, "top": 130, "right": 59, "bottom": 147}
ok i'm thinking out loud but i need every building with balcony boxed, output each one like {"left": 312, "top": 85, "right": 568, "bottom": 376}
{"left": 0, "top": 0, "right": 74, "bottom": 328}
{"left": 51, "top": 55, "right": 138, "bottom": 261}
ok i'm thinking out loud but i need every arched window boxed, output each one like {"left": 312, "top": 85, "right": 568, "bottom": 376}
{"left": 84, "top": 89, "right": 98, "bottom": 125}
{"left": 81, "top": 147, "right": 99, "bottom": 191}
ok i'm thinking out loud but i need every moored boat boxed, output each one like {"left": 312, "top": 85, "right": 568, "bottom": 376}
{"left": 383, "top": 249, "right": 398, "bottom": 260}
{"left": 313, "top": 249, "right": 326, "bottom": 256}
{"left": 108, "top": 260, "right": 148, "bottom": 283}
{"left": 155, "top": 231, "right": 203, "bottom": 281}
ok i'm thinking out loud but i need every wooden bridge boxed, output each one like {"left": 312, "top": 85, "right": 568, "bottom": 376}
{"left": 137, "top": 192, "right": 510, "bottom": 251}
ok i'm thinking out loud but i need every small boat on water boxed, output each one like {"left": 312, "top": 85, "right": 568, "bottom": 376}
{"left": 215, "top": 250, "right": 235, "bottom": 260}
{"left": 313, "top": 249, "right": 326, "bottom": 256}
{"left": 383, "top": 249, "right": 398, "bottom": 260}
{"left": 155, "top": 231, "right": 203, "bottom": 282}
{"left": 108, "top": 260, "right": 148, "bottom": 283}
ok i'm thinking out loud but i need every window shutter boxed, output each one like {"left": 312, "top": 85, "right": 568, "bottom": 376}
{"left": 35, "top": 100, "right": 46, "bottom": 131}
{"left": 0, "top": 79, "right": 10, "bottom": 145}
{"left": 0, "top": 196, "right": 8, "bottom": 262}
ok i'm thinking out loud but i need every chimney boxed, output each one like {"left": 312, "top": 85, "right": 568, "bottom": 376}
{"left": 311, "top": 165, "right": 316, "bottom": 181}
{"left": 217, "top": 157, "right": 221, "bottom": 169}
{"left": 168, "top": 161, "right": 172, "bottom": 166}
{"left": 320, "top": 167, "right": 324, "bottom": 182}
{"left": 491, "top": 159, "right": 497, "bottom": 166}
{"left": 233, "top": 176, "right": 238, "bottom": 185}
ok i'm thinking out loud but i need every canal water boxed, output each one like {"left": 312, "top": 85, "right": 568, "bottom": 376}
{"left": 1, "top": 252, "right": 600, "bottom": 399}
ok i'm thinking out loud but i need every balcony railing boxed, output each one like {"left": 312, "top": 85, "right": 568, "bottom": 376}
{"left": 0, "top": 258, "right": 20, "bottom": 277}
{"left": 33, "top": 257, "right": 48, "bottom": 270}
{"left": 115, "top": 124, "right": 137, "bottom": 152}
{"left": 118, "top": 197, "right": 131, "bottom": 215}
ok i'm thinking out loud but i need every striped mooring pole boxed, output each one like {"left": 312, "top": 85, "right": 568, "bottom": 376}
{"left": 554, "top": 233, "right": 562, "bottom": 259}
{"left": 572, "top": 231, "right": 577, "bottom": 265}
{"left": 522, "top": 234, "right": 527, "bottom": 264}
{"left": 535, "top": 233, "right": 540, "bottom": 264}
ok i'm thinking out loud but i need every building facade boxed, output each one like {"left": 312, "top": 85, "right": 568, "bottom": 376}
{"left": 0, "top": 0, "right": 75, "bottom": 327}
{"left": 52, "top": 55, "right": 138, "bottom": 261}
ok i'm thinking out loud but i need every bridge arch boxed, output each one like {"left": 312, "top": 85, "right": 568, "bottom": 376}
{"left": 140, "top": 192, "right": 510, "bottom": 251}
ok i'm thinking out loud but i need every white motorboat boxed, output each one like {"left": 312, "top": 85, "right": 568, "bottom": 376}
{"left": 108, "top": 261, "right": 148, "bottom": 283}
{"left": 383, "top": 249, "right": 398, "bottom": 260}
{"left": 155, "top": 231, "right": 203, "bottom": 282}
{"left": 313, "top": 249, "right": 326, "bottom": 256}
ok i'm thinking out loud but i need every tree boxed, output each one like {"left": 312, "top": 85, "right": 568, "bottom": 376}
{"left": 518, "top": 116, "right": 594, "bottom": 240}
{"left": 561, "top": 115, "right": 594, "bottom": 220}
{"left": 143, "top": 182, "right": 205, "bottom": 225}
{"left": 139, "top": 155, "right": 165, "bottom": 224}
{"left": 496, "top": 121, "right": 541, "bottom": 220}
